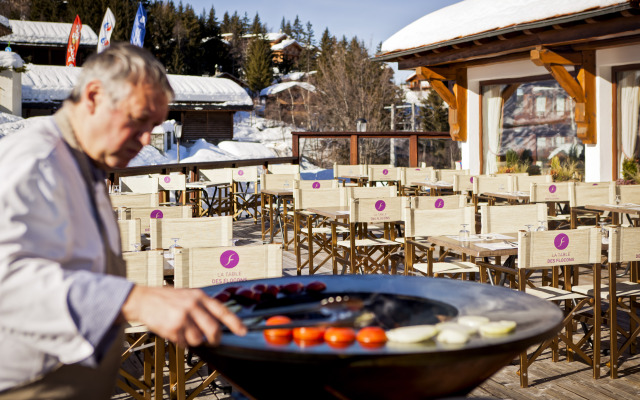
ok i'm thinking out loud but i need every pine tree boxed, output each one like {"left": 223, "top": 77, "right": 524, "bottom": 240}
{"left": 296, "top": 21, "right": 315, "bottom": 73}
{"left": 245, "top": 37, "right": 273, "bottom": 94}
{"left": 292, "top": 15, "right": 303, "bottom": 40}
{"left": 420, "top": 90, "right": 450, "bottom": 132}
{"left": 221, "top": 11, "right": 231, "bottom": 32}
{"left": 250, "top": 12, "right": 264, "bottom": 35}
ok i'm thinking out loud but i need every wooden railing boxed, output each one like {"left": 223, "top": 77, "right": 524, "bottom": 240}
{"left": 291, "top": 131, "right": 451, "bottom": 167}
{"left": 107, "top": 156, "right": 299, "bottom": 183}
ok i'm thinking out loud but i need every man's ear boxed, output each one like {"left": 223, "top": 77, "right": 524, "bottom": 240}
{"left": 83, "top": 80, "right": 104, "bottom": 114}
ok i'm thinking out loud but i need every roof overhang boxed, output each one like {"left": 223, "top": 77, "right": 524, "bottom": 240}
{"left": 169, "top": 103, "right": 253, "bottom": 112}
{"left": 375, "top": 3, "right": 640, "bottom": 69}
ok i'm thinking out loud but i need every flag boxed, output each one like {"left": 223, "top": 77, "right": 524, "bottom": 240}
{"left": 130, "top": 3, "right": 147, "bottom": 48}
{"left": 66, "top": 15, "right": 82, "bottom": 66}
{"left": 97, "top": 7, "right": 116, "bottom": 53}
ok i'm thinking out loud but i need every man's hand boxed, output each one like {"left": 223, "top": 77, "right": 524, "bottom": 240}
{"left": 121, "top": 285, "right": 247, "bottom": 347}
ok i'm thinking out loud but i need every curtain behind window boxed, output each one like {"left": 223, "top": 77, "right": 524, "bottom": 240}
{"left": 617, "top": 70, "right": 640, "bottom": 176}
{"left": 482, "top": 85, "right": 504, "bottom": 174}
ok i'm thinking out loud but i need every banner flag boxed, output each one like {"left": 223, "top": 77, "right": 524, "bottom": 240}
{"left": 130, "top": 3, "right": 147, "bottom": 47}
{"left": 97, "top": 7, "right": 116, "bottom": 53}
{"left": 65, "top": 15, "right": 82, "bottom": 66}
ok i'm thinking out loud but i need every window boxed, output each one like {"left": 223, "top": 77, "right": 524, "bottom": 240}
{"left": 615, "top": 69, "right": 640, "bottom": 178}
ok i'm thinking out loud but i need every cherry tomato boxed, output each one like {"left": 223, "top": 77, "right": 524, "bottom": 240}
{"left": 265, "top": 284, "right": 280, "bottom": 297}
{"left": 356, "top": 327, "right": 387, "bottom": 346}
{"left": 280, "top": 282, "right": 305, "bottom": 295}
{"left": 234, "top": 288, "right": 258, "bottom": 306}
{"left": 324, "top": 327, "right": 356, "bottom": 344}
{"left": 264, "top": 335, "right": 292, "bottom": 346}
{"left": 252, "top": 283, "right": 267, "bottom": 293}
{"left": 293, "top": 326, "right": 325, "bottom": 342}
{"left": 326, "top": 340, "right": 353, "bottom": 349}
{"left": 223, "top": 286, "right": 241, "bottom": 295}
{"left": 305, "top": 281, "right": 327, "bottom": 293}
{"left": 263, "top": 316, "right": 292, "bottom": 339}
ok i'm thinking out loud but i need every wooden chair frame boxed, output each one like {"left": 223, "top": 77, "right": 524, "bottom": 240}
{"left": 231, "top": 167, "right": 260, "bottom": 222}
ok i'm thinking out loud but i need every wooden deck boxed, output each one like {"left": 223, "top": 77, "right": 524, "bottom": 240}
{"left": 114, "top": 217, "right": 640, "bottom": 400}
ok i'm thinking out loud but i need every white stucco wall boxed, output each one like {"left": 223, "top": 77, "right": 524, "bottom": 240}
{"left": 462, "top": 46, "right": 640, "bottom": 181}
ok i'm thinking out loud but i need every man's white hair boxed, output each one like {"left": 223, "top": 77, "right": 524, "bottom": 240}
{"left": 69, "top": 42, "right": 174, "bottom": 106}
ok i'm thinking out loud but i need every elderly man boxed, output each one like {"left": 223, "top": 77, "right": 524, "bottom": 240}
{"left": 0, "top": 43, "right": 245, "bottom": 399}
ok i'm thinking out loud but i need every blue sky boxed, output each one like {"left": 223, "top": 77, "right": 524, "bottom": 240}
{"left": 185, "top": 0, "right": 463, "bottom": 81}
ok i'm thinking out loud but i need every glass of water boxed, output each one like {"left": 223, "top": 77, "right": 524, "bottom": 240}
{"left": 112, "top": 184, "right": 121, "bottom": 195}
{"left": 525, "top": 224, "right": 534, "bottom": 232}
{"left": 615, "top": 194, "right": 622, "bottom": 205}
{"left": 536, "top": 220, "right": 547, "bottom": 231}
{"left": 132, "top": 243, "right": 141, "bottom": 252}
{"left": 459, "top": 224, "right": 470, "bottom": 244}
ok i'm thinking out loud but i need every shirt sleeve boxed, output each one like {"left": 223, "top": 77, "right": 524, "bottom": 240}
{"left": 0, "top": 142, "right": 129, "bottom": 366}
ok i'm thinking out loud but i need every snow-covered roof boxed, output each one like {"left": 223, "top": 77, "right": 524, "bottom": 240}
{"left": 167, "top": 74, "right": 252, "bottom": 106}
{"left": 1, "top": 20, "right": 98, "bottom": 46}
{"left": 20, "top": 64, "right": 252, "bottom": 107}
{"left": 0, "top": 16, "right": 9, "bottom": 29}
{"left": 380, "top": 0, "right": 630, "bottom": 56}
{"left": 265, "top": 32, "right": 287, "bottom": 42}
{"left": 0, "top": 51, "right": 24, "bottom": 69}
{"left": 271, "top": 38, "right": 300, "bottom": 51}
{"left": 260, "top": 81, "right": 315, "bottom": 97}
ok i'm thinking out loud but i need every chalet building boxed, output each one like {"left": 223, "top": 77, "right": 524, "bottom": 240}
{"left": 377, "top": 0, "right": 640, "bottom": 181}
{"left": 18, "top": 64, "right": 252, "bottom": 143}
{"left": 222, "top": 31, "right": 304, "bottom": 66}
{"left": 0, "top": 19, "right": 98, "bottom": 66}
{"left": 259, "top": 81, "right": 315, "bottom": 127}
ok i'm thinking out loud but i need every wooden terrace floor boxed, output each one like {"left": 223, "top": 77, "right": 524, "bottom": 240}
{"left": 113, "top": 217, "right": 640, "bottom": 400}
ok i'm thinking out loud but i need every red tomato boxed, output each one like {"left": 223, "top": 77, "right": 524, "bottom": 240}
{"left": 212, "top": 291, "right": 231, "bottom": 303}
{"left": 263, "top": 316, "right": 292, "bottom": 339}
{"left": 326, "top": 340, "right": 353, "bottom": 349}
{"left": 294, "top": 338, "right": 323, "bottom": 348}
{"left": 356, "top": 327, "right": 387, "bottom": 345}
{"left": 324, "top": 327, "right": 356, "bottom": 344}
{"left": 280, "top": 282, "right": 305, "bottom": 295}
{"left": 305, "top": 281, "right": 327, "bottom": 293}
{"left": 264, "top": 335, "right": 292, "bottom": 346}
{"left": 251, "top": 283, "right": 267, "bottom": 293}
{"left": 293, "top": 326, "right": 325, "bottom": 342}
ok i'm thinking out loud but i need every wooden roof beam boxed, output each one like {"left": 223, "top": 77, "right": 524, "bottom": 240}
{"left": 416, "top": 67, "right": 467, "bottom": 141}
{"left": 530, "top": 46, "right": 582, "bottom": 66}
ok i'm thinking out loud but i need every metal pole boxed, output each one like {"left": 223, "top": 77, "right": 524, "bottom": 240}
{"left": 177, "top": 137, "right": 181, "bottom": 163}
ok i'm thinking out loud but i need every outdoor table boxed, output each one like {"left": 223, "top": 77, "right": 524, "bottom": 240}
{"left": 584, "top": 203, "right": 640, "bottom": 226}
{"left": 337, "top": 174, "right": 368, "bottom": 187}
{"left": 411, "top": 181, "right": 453, "bottom": 196}
{"left": 483, "top": 191, "right": 531, "bottom": 205}
{"left": 408, "top": 232, "right": 519, "bottom": 285}
{"left": 305, "top": 206, "right": 350, "bottom": 221}
{"left": 186, "top": 181, "right": 227, "bottom": 217}
{"left": 260, "top": 188, "right": 294, "bottom": 247}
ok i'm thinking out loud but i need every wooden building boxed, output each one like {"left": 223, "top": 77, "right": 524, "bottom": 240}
{"left": 259, "top": 81, "right": 315, "bottom": 127}
{"left": 0, "top": 19, "right": 97, "bottom": 66}
{"left": 376, "top": 0, "right": 640, "bottom": 181}
{"left": 19, "top": 64, "right": 252, "bottom": 143}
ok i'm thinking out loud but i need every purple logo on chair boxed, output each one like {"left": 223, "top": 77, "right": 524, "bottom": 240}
{"left": 312, "top": 181, "right": 321, "bottom": 189}
{"left": 549, "top": 185, "right": 557, "bottom": 193}
{"left": 415, "top": 168, "right": 421, "bottom": 171}
{"left": 375, "top": 200, "right": 386, "bottom": 211}
{"left": 382, "top": 169, "right": 389, "bottom": 175}
{"left": 150, "top": 210, "right": 163, "bottom": 219}
{"left": 470, "top": 177, "right": 474, "bottom": 183}
{"left": 554, "top": 233, "right": 569, "bottom": 250}
{"left": 238, "top": 170, "right": 244, "bottom": 176}
{"left": 220, "top": 250, "right": 239, "bottom": 269}
{"left": 593, "top": 183, "right": 597, "bottom": 186}
{"left": 164, "top": 176, "right": 171, "bottom": 183}
{"left": 435, "top": 199, "right": 445, "bottom": 209}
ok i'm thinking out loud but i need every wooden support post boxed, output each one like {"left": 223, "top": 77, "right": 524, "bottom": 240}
{"left": 409, "top": 134, "right": 418, "bottom": 167}
{"left": 350, "top": 134, "right": 359, "bottom": 165}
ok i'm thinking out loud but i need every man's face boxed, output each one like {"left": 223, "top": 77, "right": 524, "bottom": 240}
{"left": 93, "top": 81, "right": 169, "bottom": 168}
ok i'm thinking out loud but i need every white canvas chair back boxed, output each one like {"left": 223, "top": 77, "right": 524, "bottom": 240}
{"left": 568, "top": 181, "right": 615, "bottom": 207}
{"left": 129, "top": 206, "right": 192, "bottom": 234}
{"left": 333, "top": 163, "right": 367, "bottom": 178}
{"left": 411, "top": 195, "right": 467, "bottom": 210}
{"left": 154, "top": 174, "right": 186, "bottom": 191}
{"left": 400, "top": 167, "right": 434, "bottom": 186}
{"left": 268, "top": 164, "right": 300, "bottom": 174}
{"left": 472, "top": 175, "right": 510, "bottom": 196}
{"left": 293, "top": 179, "right": 339, "bottom": 189}
{"left": 453, "top": 174, "right": 475, "bottom": 193}
{"left": 231, "top": 166, "right": 259, "bottom": 183}
{"left": 510, "top": 175, "right": 552, "bottom": 192}
{"left": 260, "top": 173, "right": 300, "bottom": 190}
{"left": 577, "top": 181, "right": 612, "bottom": 186}
{"left": 293, "top": 188, "right": 345, "bottom": 210}
{"left": 480, "top": 203, "right": 548, "bottom": 234}
{"left": 150, "top": 216, "right": 233, "bottom": 249}
{"left": 405, "top": 206, "right": 476, "bottom": 238}
{"left": 607, "top": 226, "right": 640, "bottom": 264}
{"left": 348, "top": 197, "right": 406, "bottom": 224}
{"left": 123, "top": 249, "right": 164, "bottom": 287}
{"left": 342, "top": 186, "right": 397, "bottom": 204}
{"left": 368, "top": 166, "right": 400, "bottom": 182}
{"left": 173, "top": 244, "right": 282, "bottom": 289}
{"left": 199, "top": 168, "right": 233, "bottom": 184}
{"left": 613, "top": 184, "right": 640, "bottom": 204}
{"left": 118, "top": 219, "right": 141, "bottom": 252}
{"left": 518, "top": 228, "right": 600, "bottom": 269}
{"left": 529, "top": 182, "right": 570, "bottom": 203}
{"left": 110, "top": 193, "right": 159, "bottom": 208}
{"left": 120, "top": 176, "right": 159, "bottom": 194}
{"left": 437, "top": 169, "right": 470, "bottom": 183}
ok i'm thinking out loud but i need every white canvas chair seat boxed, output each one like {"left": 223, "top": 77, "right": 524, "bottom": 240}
{"left": 336, "top": 237, "right": 400, "bottom": 247}
{"left": 414, "top": 260, "right": 478, "bottom": 275}
{"left": 526, "top": 285, "right": 587, "bottom": 301}
{"left": 572, "top": 282, "right": 640, "bottom": 298}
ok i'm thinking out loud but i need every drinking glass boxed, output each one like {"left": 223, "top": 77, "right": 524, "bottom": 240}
{"left": 112, "top": 184, "right": 121, "bottom": 195}
{"left": 525, "top": 224, "right": 534, "bottom": 232}
{"left": 117, "top": 207, "right": 127, "bottom": 220}
{"left": 459, "top": 224, "right": 470, "bottom": 243}
{"left": 536, "top": 220, "right": 547, "bottom": 231}
{"left": 615, "top": 194, "right": 622, "bottom": 205}
{"left": 598, "top": 218, "right": 608, "bottom": 239}
{"left": 133, "top": 243, "right": 141, "bottom": 252}
{"left": 199, "top": 175, "right": 205, "bottom": 183}
{"left": 283, "top": 180, "right": 291, "bottom": 190}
